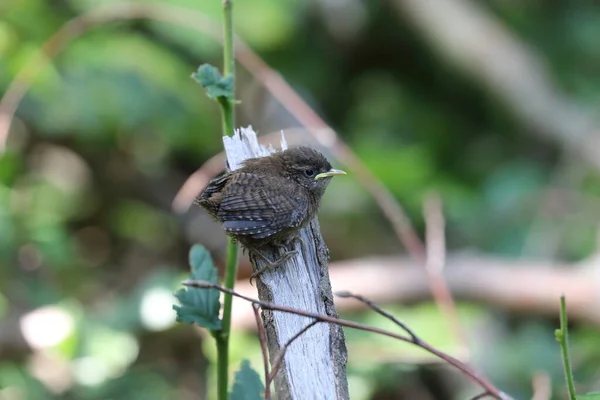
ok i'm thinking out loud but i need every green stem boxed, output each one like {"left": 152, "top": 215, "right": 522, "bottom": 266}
{"left": 220, "top": 0, "right": 235, "bottom": 138}
{"left": 216, "top": 239, "right": 239, "bottom": 399}
{"left": 556, "top": 294, "right": 577, "bottom": 400}
{"left": 216, "top": 1, "right": 237, "bottom": 399}
{"left": 215, "top": 334, "right": 228, "bottom": 400}
{"left": 218, "top": 98, "right": 234, "bottom": 138}
{"left": 222, "top": 0, "right": 235, "bottom": 78}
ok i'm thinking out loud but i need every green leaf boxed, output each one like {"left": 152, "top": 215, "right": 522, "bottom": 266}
{"left": 173, "top": 245, "right": 221, "bottom": 330}
{"left": 577, "top": 392, "right": 600, "bottom": 400}
{"left": 229, "top": 360, "right": 264, "bottom": 400}
{"left": 191, "top": 64, "right": 234, "bottom": 99}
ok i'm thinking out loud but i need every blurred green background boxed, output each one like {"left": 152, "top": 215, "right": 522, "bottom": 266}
{"left": 1, "top": 0, "right": 600, "bottom": 399}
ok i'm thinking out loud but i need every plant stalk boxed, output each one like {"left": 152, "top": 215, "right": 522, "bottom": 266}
{"left": 216, "top": 240, "right": 238, "bottom": 399}
{"left": 557, "top": 294, "right": 577, "bottom": 400}
{"left": 216, "top": 0, "right": 237, "bottom": 399}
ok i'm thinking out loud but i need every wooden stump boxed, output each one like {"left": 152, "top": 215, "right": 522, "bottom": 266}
{"left": 223, "top": 126, "right": 349, "bottom": 400}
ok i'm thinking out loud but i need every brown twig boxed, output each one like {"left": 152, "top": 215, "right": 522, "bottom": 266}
{"left": 424, "top": 194, "right": 470, "bottom": 356}
{"left": 184, "top": 280, "right": 513, "bottom": 400}
{"left": 266, "top": 320, "right": 319, "bottom": 387}
{"left": 334, "top": 291, "right": 420, "bottom": 344}
{"left": 252, "top": 304, "right": 271, "bottom": 400}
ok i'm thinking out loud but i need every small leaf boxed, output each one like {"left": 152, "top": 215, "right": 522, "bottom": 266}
{"left": 173, "top": 245, "right": 221, "bottom": 330}
{"left": 191, "top": 64, "right": 234, "bottom": 99}
{"left": 577, "top": 392, "right": 600, "bottom": 400}
{"left": 229, "top": 360, "right": 264, "bottom": 400}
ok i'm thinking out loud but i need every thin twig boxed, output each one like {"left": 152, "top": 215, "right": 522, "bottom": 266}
{"left": 424, "top": 194, "right": 470, "bottom": 356}
{"left": 252, "top": 304, "right": 271, "bottom": 400}
{"left": 183, "top": 280, "right": 513, "bottom": 400}
{"left": 470, "top": 392, "right": 493, "bottom": 400}
{"left": 334, "top": 291, "right": 420, "bottom": 344}
{"left": 266, "top": 320, "right": 319, "bottom": 387}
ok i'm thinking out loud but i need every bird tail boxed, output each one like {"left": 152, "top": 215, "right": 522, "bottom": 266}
{"left": 193, "top": 173, "right": 230, "bottom": 214}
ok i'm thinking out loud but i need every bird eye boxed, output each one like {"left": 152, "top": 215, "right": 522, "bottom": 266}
{"left": 304, "top": 169, "right": 315, "bottom": 177}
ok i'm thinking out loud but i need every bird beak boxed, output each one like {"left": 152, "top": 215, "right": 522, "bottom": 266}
{"left": 314, "top": 169, "right": 347, "bottom": 180}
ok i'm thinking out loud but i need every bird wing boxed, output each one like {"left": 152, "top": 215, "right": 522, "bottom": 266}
{"left": 217, "top": 172, "right": 307, "bottom": 239}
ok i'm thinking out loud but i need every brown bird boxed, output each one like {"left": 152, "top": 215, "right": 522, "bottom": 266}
{"left": 195, "top": 146, "right": 346, "bottom": 278}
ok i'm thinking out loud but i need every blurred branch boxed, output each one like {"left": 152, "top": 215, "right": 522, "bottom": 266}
{"left": 471, "top": 392, "right": 495, "bottom": 400}
{"left": 227, "top": 253, "right": 600, "bottom": 330}
{"left": 391, "top": 0, "right": 600, "bottom": 169}
{"left": 423, "top": 194, "right": 469, "bottom": 357}
{"left": 521, "top": 153, "right": 587, "bottom": 259}
{"left": 531, "top": 372, "right": 552, "bottom": 400}
{"left": 184, "top": 280, "right": 513, "bottom": 400}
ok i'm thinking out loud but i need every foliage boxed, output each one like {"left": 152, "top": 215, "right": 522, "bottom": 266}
{"left": 173, "top": 245, "right": 221, "bottom": 330}
{"left": 577, "top": 393, "right": 600, "bottom": 400}
{"left": 229, "top": 360, "right": 264, "bottom": 400}
{"left": 192, "top": 64, "right": 234, "bottom": 100}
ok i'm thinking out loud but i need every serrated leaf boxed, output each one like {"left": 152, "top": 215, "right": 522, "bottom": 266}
{"left": 191, "top": 64, "right": 234, "bottom": 99}
{"left": 229, "top": 360, "right": 264, "bottom": 400}
{"left": 577, "top": 392, "right": 600, "bottom": 400}
{"left": 173, "top": 245, "right": 221, "bottom": 330}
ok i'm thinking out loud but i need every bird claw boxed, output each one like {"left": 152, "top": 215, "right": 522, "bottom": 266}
{"left": 249, "top": 249, "right": 298, "bottom": 284}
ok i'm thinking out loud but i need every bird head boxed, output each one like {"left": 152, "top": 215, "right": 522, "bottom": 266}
{"left": 281, "top": 147, "right": 346, "bottom": 195}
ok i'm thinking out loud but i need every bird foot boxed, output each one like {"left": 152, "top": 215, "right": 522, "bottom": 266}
{"left": 249, "top": 249, "right": 298, "bottom": 284}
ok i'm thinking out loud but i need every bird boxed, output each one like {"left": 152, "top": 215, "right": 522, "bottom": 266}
{"left": 194, "top": 146, "right": 346, "bottom": 279}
